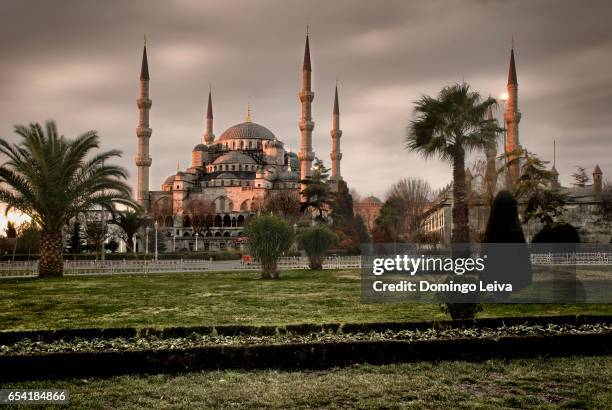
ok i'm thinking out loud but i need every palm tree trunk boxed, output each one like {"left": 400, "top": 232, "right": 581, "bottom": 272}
{"left": 452, "top": 148, "right": 470, "bottom": 244}
{"left": 38, "top": 230, "right": 64, "bottom": 277}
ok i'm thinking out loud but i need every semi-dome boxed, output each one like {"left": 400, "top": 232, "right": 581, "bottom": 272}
{"left": 213, "top": 151, "right": 257, "bottom": 165}
{"left": 163, "top": 174, "right": 176, "bottom": 184}
{"left": 361, "top": 196, "right": 382, "bottom": 205}
{"left": 218, "top": 122, "right": 276, "bottom": 141}
{"left": 192, "top": 143, "right": 207, "bottom": 152}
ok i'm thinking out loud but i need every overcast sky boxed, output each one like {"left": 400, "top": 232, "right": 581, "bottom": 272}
{"left": 1, "top": 0, "right": 611, "bottom": 212}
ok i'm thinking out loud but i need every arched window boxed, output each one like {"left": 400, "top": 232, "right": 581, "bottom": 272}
{"left": 223, "top": 231, "right": 230, "bottom": 237}
{"left": 214, "top": 215, "right": 222, "bottom": 227}
{"left": 237, "top": 215, "right": 245, "bottom": 227}
{"left": 231, "top": 217, "right": 237, "bottom": 227}
{"left": 183, "top": 232, "right": 190, "bottom": 237}
{"left": 214, "top": 231, "right": 222, "bottom": 237}
{"left": 249, "top": 141, "right": 253, "bottom": 149}
{"left": 240, "top": 140, "right": 244, "bottom": 150}
{"left": 183, "top": 215, "right": 191, "bottom": 227}
{"left": 205, "top": 231, "right": 212, "bottom": 237}
{"left": 223, "top": 215, "right": 231, "bottom": 227}
{"left": 165, "top": 215, "right": 173, "bottom": 227}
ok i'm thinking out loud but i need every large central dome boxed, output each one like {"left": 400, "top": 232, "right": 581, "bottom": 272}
{"left": 218, "top": 121, "right": 276, "bottom": 141}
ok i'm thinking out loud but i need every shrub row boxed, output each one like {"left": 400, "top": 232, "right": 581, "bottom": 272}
{"left": 3, "top": 324, "right": 609, "bottom": 355}
{"left": 1, "top": 314, "right": 610, "bottom": 346}
{"left": 1, "top": 332, "right": 610, "bottom": 381}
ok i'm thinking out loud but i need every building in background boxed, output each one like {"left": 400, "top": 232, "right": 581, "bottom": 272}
{"left": 134, "top": 35, "right": 344, "bottom": 251}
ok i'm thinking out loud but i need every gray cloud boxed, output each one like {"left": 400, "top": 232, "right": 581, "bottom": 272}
{"left": 1, "top": 0, "right": 611, "bottom": 205}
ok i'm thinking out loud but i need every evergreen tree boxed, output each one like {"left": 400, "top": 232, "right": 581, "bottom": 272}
{"left": 571, "top": 166, "right": 591, "bottom": 188}
{"left": 483, "top": 190, "right": 526, "bottom": 243}
{"left": 354, "top": 214, "right": 370, "bottom": 244}
{"left": 66, "top": 221, "right": 86, "bottom": 254}
{"left": 512, "top": 151, "right": 568, "bottom": 226}
{"left": 373, "top": 197, "right": 403, "bottom": 242}
{"left": 331, "top": 180, "right": 354, "bottom": 226}
{"left": 330, "top": 180, "right": 368, "bottom": 250}
{"left": 300, "top": 159, "right": 333, "bottom": 221}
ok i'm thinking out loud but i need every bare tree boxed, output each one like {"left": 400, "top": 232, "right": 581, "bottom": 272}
{"left": 151, "top": 197, "right": 173, "bottom": 227}
{"left": 184, "top": 200, "right": 215, "bottom": 234}
{"left": 264, "top": 190, "right": 302, "bottom": 225}
{"left": 385, "top": 177, "right": 433, "bottom": 239}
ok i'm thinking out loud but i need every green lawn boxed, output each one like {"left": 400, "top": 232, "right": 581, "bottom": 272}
{"left": 1, "top": 270, "right": 611, "bottom": 331}
{"left": 5, "top": 356, "right": 611, "bottom": 408}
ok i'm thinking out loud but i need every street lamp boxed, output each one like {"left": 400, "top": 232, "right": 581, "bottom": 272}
{"left": 154, "top": 220, "right": 158, "bottom": 261}
{"left": 195, "top": 232, "right": 199, "bottom": 252}
{"left": 132, "top": 234, "right": 137, "bottom": 255}
{"left": 145, "top": 226, "right": 150, "bottom": 256}
{"left": 101, "top": 210, "right": 106, "bottom": 262}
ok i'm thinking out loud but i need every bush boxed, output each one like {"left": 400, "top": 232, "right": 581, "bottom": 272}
{"left": 246, "top": 215, "right": 294, "bottom": 279}
{"left": 297, "top": 224, "right": 338, "bottom": 269}
{"left": 483, "top": 190, "right": 526, "bottom": 243}
{"left": 532, "top": 223, "right": 581, "bottom": 244}
{"left": 439, "top": 302, "right": 483, "bottom": 321}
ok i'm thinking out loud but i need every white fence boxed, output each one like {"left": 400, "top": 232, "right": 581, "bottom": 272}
{"left": 1, "top": 253, "right": 610, "bottom": 279}
{"left": 530, "top": 252, "right": 612, "bottom": 266}
{"left": 0, "top": 256, "right": 363, "bottom": 279}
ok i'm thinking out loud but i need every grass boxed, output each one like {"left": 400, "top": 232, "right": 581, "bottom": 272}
{"left": 1, "top": 269, "right": 611, "bottom": 331}
{"left": 4, "top": 356, "right": 611, "bottom": 408}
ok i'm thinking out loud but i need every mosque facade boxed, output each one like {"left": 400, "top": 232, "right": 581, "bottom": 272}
{"left": 134, "top": 35, "right": 343, "bottom": 251}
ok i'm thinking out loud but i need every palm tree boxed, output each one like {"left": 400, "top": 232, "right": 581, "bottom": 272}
{"left": 110, "top": 210, "right": 146, "bottom": 253}
{"left": 0, "top": 122, "right": 134, "bottom": 277}
{"left": 406, "top": 83, "right": 499, "bottom": 243}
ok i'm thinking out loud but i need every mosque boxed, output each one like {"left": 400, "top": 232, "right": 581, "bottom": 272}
{"left": 420, "top": 47, "right": 608, "bottom": 244}
{"left": 134, "top": 35, "right": 343, "bottom": 251}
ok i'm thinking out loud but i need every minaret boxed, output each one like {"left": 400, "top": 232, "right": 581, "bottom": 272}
{"left": 329, "top": 84, "right": 343, "bottom": 187}
{"left": 135, "top": 41, "right": 152, "bottom": 210}
{"left": 298, "top": 31, "right": 315, "bottom": 195}
{"left": 593, "top": 165, "right": 603, "bottom": 196}
{"left": 551, "top": 140, "right": 560, "bottom": 189}
{"left": 484, "top": 106, "right": 498, "bottom": 198}
{"left": 203, "top": 87, "right": 214, "bottom": 145}
{"left": 504, "top": 45, "right": 522, "bottom": 189}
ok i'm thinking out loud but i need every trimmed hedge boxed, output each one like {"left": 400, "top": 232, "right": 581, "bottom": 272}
{"left": 1, "top": 314, "right": 610, "bottom": 346}
{"left": 0, "top": 332, "right": 610, "bottom": 381}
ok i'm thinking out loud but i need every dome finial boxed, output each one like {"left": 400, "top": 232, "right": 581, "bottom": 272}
{"left": 176, "top": 160, "right": 180, "bottom": 172}
{"left": 246, "top": 102, "right": 252, "bottom": 122}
